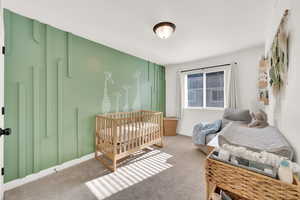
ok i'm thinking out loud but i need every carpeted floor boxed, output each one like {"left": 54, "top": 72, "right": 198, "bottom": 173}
{"left": 4, "top": 136, "right": 207, "bottom": 200}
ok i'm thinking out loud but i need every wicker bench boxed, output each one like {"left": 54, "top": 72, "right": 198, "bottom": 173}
{"left": 205, "top": 150, "right": 300, "bottom": 200}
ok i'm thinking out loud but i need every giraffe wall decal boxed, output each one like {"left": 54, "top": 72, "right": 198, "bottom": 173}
{"left": 102, "top": 72, "right": 114, "bottom": 114}
{"left": 114, "top": 92, "right": 122, "bottom": 112}
{"left": 122, "top": 85, "right": 131, "bottom": 111}
{"left": 132, "top": 71, "right": 142, "bottom": 110}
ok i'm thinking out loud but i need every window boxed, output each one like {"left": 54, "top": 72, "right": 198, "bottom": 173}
{"left": 206, "top": 71, "right": 224, "bottom": 108}
{"left": 187, "top": 73, "right": 203, "bottom": 107}
{"left": 185, "top": 71, "right": 224, "bottom": 108}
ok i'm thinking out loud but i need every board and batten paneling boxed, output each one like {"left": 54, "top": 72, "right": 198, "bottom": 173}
{"left": 3, "top": 9, "right": 166, "bottom": 182}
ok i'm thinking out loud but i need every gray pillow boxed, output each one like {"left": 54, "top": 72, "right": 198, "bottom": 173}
{"left": 223, "top": 108, "right": 252, "bottom": 123}
{"left": 221, "top": 108, "right": 252, "bottom": 129}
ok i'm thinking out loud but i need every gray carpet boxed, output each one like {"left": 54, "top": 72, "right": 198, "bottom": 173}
{"left": 4, "top": 136, "right": 207, "bottom": 200}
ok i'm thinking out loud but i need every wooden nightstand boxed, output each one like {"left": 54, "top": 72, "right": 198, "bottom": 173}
{"left": 163, "top": 117, "right": 178, "bottom": 136}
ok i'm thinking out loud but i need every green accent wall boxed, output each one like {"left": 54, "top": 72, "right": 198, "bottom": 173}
{"left": 4, "top": 9, "right": 166, "bottom": 182}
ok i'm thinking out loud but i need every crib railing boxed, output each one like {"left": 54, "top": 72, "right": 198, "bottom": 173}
{"left": 95, "top": 110, "right": 163, "bottom": 171}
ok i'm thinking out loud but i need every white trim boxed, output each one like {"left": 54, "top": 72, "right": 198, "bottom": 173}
{"left": 184, "top": 107, "right": 225, "bottom": 111}
{"left": 4, "top": 153, "right": 95, "bottom": 191}
{"left": 203, "top": 73, "right": 207, "bottom": 108}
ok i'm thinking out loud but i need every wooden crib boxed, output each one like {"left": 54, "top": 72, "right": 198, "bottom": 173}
{"left": 95, "top": 110, "right": 164, "bottom": 171}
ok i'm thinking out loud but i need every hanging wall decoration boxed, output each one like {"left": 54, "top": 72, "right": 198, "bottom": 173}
{"left": 258, "top": 57, "right": 269, "bottom": 105}
{"left": 123, "top": 85, "right": 131, "bottom": 111}
{"left": 132, "top": 71, "right": 142, "bottom": 110}
{"left": 101, "top": 72, "right": 114, "bottom": 113}
{"left": 268, "top": 10, "right": 289, "bottom": 95}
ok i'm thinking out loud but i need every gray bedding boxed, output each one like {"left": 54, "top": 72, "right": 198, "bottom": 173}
{"left": 218, "top": 122, "right": 294, "bottom": 160}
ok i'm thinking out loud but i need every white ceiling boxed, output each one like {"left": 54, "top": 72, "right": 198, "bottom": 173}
{"left": 4, "top": 0, "right": 273, "bottom": 65}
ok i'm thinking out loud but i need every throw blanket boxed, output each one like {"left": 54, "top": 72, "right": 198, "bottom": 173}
{"left": 218, "top": 122, "right": 294, "bottom": 160}
{"left": 192, "top": 120, "right": 222, "bottom": 145}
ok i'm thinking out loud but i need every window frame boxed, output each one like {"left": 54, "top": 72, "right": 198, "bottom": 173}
{"left": 184, "top": 68, "right": 226, "bottom": 110}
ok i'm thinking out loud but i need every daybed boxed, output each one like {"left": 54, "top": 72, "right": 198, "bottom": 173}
{"left": 193, "top": 108, "right": 294, "bottom": 160}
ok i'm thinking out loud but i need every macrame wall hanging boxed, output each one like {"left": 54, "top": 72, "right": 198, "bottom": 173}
{"left": 268, "top": 9, "right": 289, "bottom": 95}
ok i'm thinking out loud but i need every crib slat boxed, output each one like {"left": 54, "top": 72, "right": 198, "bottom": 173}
{"left": 106, "top": 119, "right": 109, "bottom": 152}
{"left": 105, "top": 118, "right": 108, "bottom": 153}
{"left": 154, "top": 115, "right": 159, "bottom": 139}
{"left": 119, "top": 113, "right": 124, "bottom": 153}
{"left": 138, "top": 115, "right": 141, "bottom": 147}
{"left": 124, "top": 114, "right": 127, "bottom": 153}
{"left": 153, "top": 115, "right": 156, "bottom": 140}
{"left": 145, "top": 113, "right": 148, "bottom": 145}
{"left": 127, "top": 114, "right": 132, "bottom": 150}
{"left": 150, "top": 113, "right": 152, "bottom": 143}
{"left": 133, "top": 112, "right": 135, "bottom": 149}
{"left": 110, "top": 119, "right": 113, "bottom": 153}
{"left": 131, "top": 112, "right": 135, "bottom": 150}
{"left": 123, "top": 114, "right": 125, "bottom": 153}
{"left": 123, "top": 114, "right": 126, "bottom": 153}
{"left": 131, "top": 113, "right": 134, "bottom": 150}
{"left": 139, "top": 115, "right": 143, "bottom": 146}
{"left": 144, "top": 113, "right": 146, "bottom": 145}
{"left": 152, "top": 114, "right": 155, "bottom": 142}
{"left": 147, "top": 113, "right": 150, "bottom": 145}
{"left": 95, "top": 117, "right": 98, "bottom": 158}
{"left": 103, "top": 118, "right": 106, "bottom": 153}
{"left": 118, "top": 118, "right": 121, "bottom": 154}
{"left": 135, "top": 113, "right": 138, "bottom": 148}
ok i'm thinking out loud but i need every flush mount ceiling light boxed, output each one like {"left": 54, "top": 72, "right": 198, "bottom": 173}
{"left": 153, "top": 22, "right": 176, "bottom": 39}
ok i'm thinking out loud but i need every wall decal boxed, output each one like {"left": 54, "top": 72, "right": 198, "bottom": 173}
{"left": 114, "top": 92, "right": 122, "bottom": 112}
{"left": 18, "top": 82, "right": 26, "bottom": 178}
{"left": 132, "top": 71, "right": 142, "bottom": 110}
{"left": 57, "top": 59, "right": 63, "bottom": 163}
{"left": 67, "top": 33, "right": 72, "bottom": 78}
{"left": 102, "top": 72, "right": 114, "bottom": 113}
{"left": 142, "top": 81, "right": 151, "bottom": 110}
{"left": 45, "top": 25, "right": 50, "bottom": 137}
{"left": 32, "top": 20, "right": 41, "bottom": 43}
{"left": 123, "top": 85, "right": 131, "bottom": 111}
{"left": 32, "top": 67, "right": 40, "bottom": 172}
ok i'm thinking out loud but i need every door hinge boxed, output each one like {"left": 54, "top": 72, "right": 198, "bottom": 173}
{"left": 1, "top": 168, "right": 4, "bottom": 176}
{"left": 1, "top": 107, "right": 4, "bottom": 115}
{"left": 2, "top": 46, "right": 5, "bottom": 55}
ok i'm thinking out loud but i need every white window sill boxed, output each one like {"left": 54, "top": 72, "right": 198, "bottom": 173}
{"left": 184, "top": 107, "right": 225, "bottom": 111}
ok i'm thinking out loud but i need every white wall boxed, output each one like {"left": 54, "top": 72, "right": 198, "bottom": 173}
{"left": 265, "top": 0, "right": 300, "bottom": 162}
{"left": 166, "top": 45, "right": 264, "bottom": 136}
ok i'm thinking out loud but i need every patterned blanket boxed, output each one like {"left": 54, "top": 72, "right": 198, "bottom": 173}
{"left": 192, "top": 120, "right": 222, "bottom": 145}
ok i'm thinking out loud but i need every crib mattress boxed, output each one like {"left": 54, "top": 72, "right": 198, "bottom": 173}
{"left": 100, "top": 122, "right": 160, "bottom": 141}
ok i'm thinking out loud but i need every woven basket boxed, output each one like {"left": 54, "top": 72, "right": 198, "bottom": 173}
{"left": 206, "top": 155, "right": 300, "bottom": 200}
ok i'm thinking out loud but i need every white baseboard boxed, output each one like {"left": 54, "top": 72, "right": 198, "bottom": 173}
{"left": 4, "top": 153, "right": 95, "bottom": 191}
{"left": 177, "top": 133, "right": 192, "bottom": 137}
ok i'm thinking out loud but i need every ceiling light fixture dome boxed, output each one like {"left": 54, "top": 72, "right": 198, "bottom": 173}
{"left": 153, "top": 22, "right": 176, "bottom": 39}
